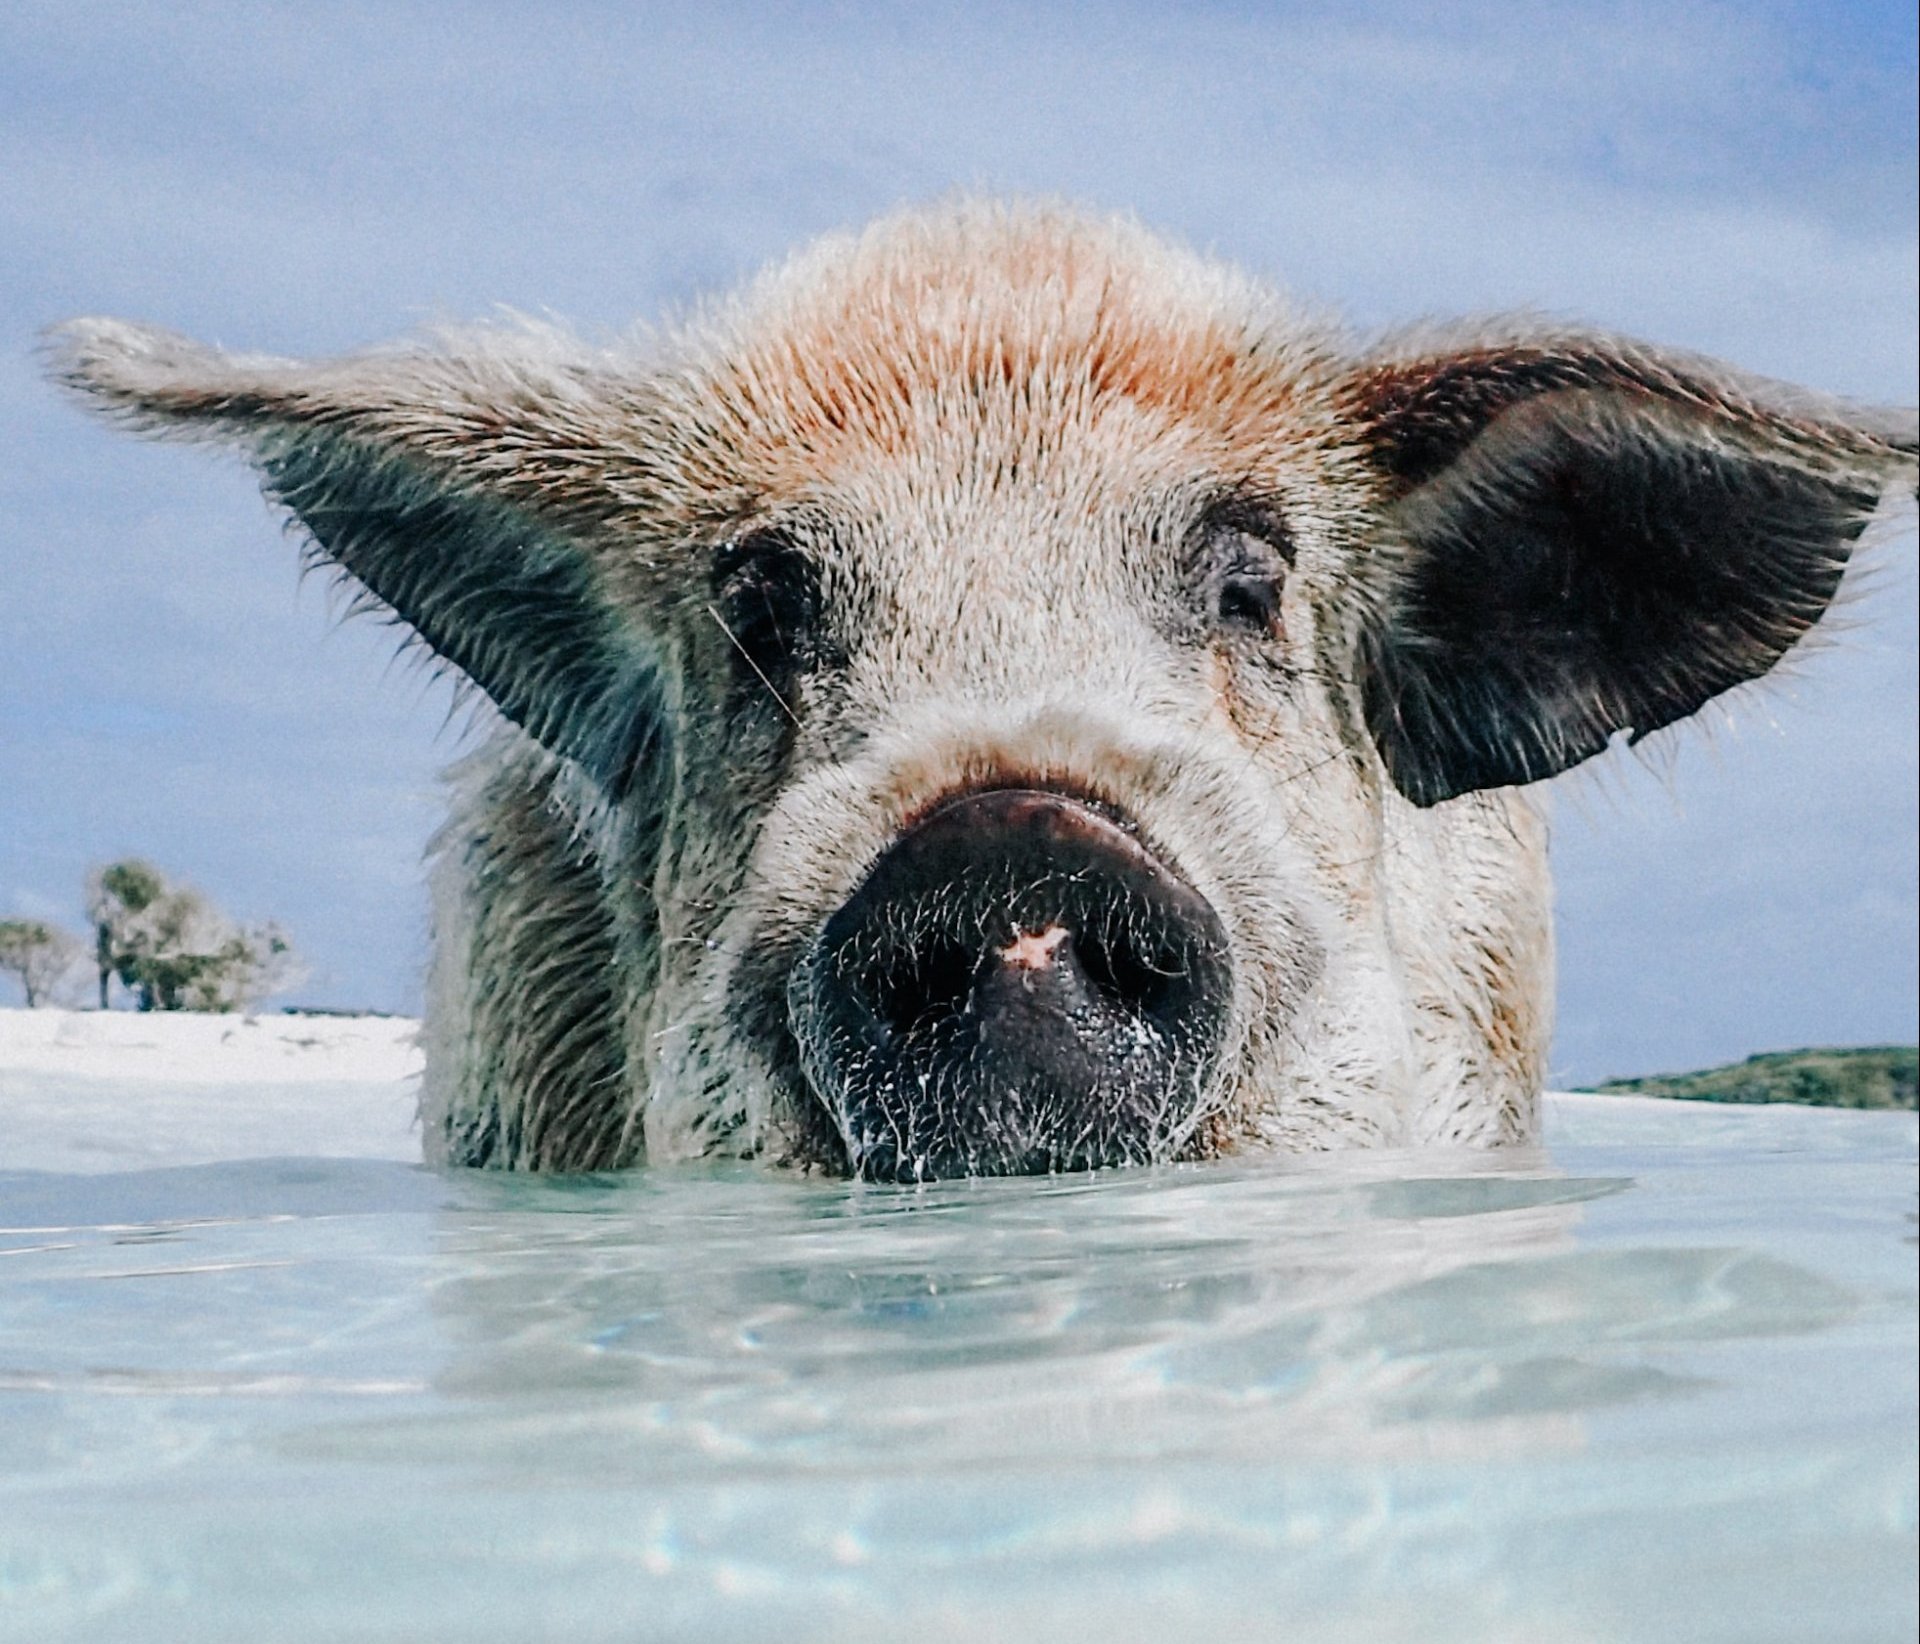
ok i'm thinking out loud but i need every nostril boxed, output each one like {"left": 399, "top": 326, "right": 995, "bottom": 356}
{"left": 864, "top": 929, "right": 978, "bottom": 1038}
{"left": 1077, "top": 924, "right": 1189, "bottom": 1021}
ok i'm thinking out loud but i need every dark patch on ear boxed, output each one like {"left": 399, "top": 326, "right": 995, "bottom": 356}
{"left": 1363, "top": 399, "right": 1876, "bottom": 802}
{"left": 1344, "top": 339, "right": 1912, "bottom": 805}
{"left": 266, "top": 433, "right": 669, "bottom": 801}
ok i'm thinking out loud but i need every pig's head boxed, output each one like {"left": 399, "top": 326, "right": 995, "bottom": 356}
{"left": 51, "top": 202, "right": 1917, "bottom": 1179}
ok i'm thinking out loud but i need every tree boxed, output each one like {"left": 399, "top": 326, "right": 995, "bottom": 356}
{"left": 86, "top": 859, "right": 302, "bottom": 1012}
{"left": 0, "top": 919, "right": 87, "bottom": 1008}
{"left": 89, "top": 859, "right": 165, "bottom": 1009}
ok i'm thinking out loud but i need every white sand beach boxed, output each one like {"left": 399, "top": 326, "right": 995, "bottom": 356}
{"left": 0, "top": 1008, "right": 423, "bottom": 1174}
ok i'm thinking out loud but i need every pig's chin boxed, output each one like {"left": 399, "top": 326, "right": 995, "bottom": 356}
{"left": 783, "top": 786, "right": 1233, "bottom": 1182}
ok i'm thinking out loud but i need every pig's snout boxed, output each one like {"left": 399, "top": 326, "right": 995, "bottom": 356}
{"left": 788, "top": 788, "right": 1232, "bottom": 1181}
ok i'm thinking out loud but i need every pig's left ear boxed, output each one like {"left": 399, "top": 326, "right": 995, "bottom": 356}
{"left": 1341, "top": 327, "right": 1918, "bottom": 806}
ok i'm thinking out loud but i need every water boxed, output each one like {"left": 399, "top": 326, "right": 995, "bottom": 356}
{"left": 1, "top": 1095, "right": 1914, "bottom": 1643}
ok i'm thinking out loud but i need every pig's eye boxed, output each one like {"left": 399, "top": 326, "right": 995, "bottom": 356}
{"left": 711, "top": 528, "right": 822, "bottom": 709}
{"left": 1198, "top": 501, "right": 1292, "bottom": 640}
{"left": 1216, "top": 565, "right": 1281, "bottom": 632}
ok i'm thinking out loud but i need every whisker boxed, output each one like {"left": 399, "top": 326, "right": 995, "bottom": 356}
{"left": 706, "top": 602, "right": 801, "bottom": 728}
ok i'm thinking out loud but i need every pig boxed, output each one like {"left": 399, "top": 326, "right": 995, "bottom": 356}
{"left": 48, "top": 200, "right": 1917, "bottom": 1181}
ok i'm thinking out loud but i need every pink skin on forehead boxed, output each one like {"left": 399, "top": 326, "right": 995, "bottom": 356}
{"left": 998, "top": 925, "right": 1071, "bottom": 971}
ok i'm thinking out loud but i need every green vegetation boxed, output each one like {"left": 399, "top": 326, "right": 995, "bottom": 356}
{"left": 84, "top": 859, "right": 299, "bottom": 1013}
{"left": 0, "top": 859, "right": 298, "bottom": 1013}
{"left": 1584, "top": 1046, "right": 1918, "bottom": 1111}
{"left": 0, "top": 919, "right": 85, "bottom": 1008}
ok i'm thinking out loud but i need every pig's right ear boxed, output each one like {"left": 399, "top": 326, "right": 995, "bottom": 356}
{"left": 1341, "top": 326, "right": 1918, "bottom": 806}
{"left": 46, "top": 318, "right": 667, "bottom": 798}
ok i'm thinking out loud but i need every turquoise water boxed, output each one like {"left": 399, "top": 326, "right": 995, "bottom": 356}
{"left": 1, "top": 1096, "right": 1914, "bottom": 1643}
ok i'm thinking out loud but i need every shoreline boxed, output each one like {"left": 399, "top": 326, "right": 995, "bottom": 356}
{"left": 4, "top": 1008, "right": 1910, "bottom": 1179}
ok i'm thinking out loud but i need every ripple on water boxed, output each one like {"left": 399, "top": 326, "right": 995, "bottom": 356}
{"left": 0, "top": 1101, "right": 1914, "bottom": 1644}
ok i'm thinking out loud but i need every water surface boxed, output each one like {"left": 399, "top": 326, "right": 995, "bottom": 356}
{"left": 2, "top": 1095, "right": 1914, "bottom": 1643}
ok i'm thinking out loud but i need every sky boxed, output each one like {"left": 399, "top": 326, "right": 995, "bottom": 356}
{"left": 0, "top": 0, "right": 1913, "bottom": 1085}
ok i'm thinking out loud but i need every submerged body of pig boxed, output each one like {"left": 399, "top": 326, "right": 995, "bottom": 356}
{"left": 53, "top": 202, "right": 1916, "bottom": 1179}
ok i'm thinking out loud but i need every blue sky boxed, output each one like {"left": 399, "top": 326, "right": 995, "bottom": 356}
{"left": 1, "top": 0, "right": 1913, "bottom": 1083}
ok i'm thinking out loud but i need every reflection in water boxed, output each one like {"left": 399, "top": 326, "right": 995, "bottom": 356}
{"left": 0, "top": 1102, "right": 1913, "bottom": 1644}
{"left": 397, "top": 1164, "right": 1650, "bottom": 1476}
